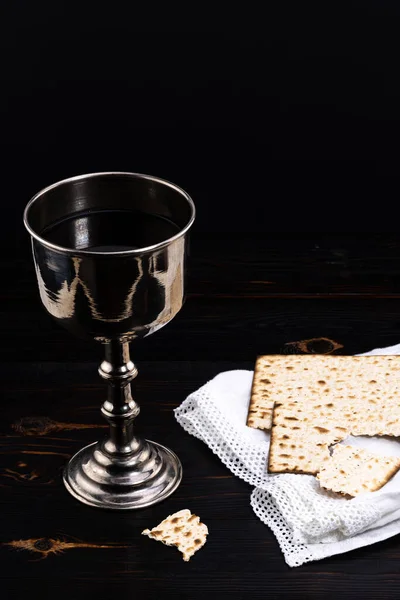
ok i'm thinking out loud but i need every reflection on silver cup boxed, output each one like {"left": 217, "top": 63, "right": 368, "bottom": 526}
{"left": 24, "top": 172, "right": 195, "bottom": 509}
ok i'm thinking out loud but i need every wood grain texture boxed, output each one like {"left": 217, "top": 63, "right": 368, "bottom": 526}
{"left": 2, "top": 234, "right": 400, "bottom": 599}
{"left": 3, "top": 537, "right": 128, "bottom": 559}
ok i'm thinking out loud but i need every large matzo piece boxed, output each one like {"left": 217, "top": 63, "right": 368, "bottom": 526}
{"left": 317, "top": 444, "right": 400, "bottom": 496}
{"left": 268, "top": 399, "right": 350, "bottom": 474}
{"left": 142, "top": 509, "right": 208, "bottom": 562}
{"left": 247, "top": 355, "right": 400, "bottom": 433}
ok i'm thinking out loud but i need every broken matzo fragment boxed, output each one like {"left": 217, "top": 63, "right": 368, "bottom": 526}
{"left": 142, "top": 509, "right": 208, "bottom": 562}
{"left": 317, "top": 444, "right": 400, "bottom": 497}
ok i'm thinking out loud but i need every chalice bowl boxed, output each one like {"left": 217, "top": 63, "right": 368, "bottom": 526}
{"left": 23, "top": 172, "right": 195, "bottom": 509}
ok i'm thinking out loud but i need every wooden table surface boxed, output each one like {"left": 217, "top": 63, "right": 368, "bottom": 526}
{"left": 3, "top": 233, "right": 400, "bottom": 600}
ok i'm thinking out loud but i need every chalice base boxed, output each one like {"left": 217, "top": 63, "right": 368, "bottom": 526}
{"left": 63, "top": 438, "right": 182, "bottom": 510}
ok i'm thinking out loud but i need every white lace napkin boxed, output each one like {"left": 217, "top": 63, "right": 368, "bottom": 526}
{"left": 175, "top": 343, "right": 400, "bottom": 567}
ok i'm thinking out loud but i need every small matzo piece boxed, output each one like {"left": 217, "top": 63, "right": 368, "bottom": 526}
{"left": 268, "top": 399, "right": 349, "bottom": 474}
{"left": 317, "top": 444, "right": 400, "bottom": 497}
{"left": 247, "top": 354, "right": 400, "bottom": 433}
{"left": 142, "top": 509, "right": 208, "bottom": 562}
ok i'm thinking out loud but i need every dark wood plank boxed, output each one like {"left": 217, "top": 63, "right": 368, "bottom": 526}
{"left": 2, "top": 361, "right": 400, "bottom": 600}
{"left": 2, "top": 296, "right": 400, "bottom": 362}
{"left": 4, "top": 232, "right": 400, "bottom": 363}
{"left": 3, "top": 234, "right": 400, "bottom": 599}
{"left": 6, "top": 233, "right": 400, "bottom": 304}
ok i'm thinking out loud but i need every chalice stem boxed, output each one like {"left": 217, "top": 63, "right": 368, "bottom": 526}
{"left": 99, "top": 340, "right": 140, "bottom": 455}
{"left": 62, "top": 337, "right": 182, "bottom": 508}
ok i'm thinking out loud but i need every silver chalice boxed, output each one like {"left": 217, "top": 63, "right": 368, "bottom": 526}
{"left": 23, "top": 172, "right": 195, "bottom": 509}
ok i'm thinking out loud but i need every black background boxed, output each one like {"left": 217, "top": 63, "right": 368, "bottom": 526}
{"left": 2, "top": 1, "right": 400, "bottom": 251}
